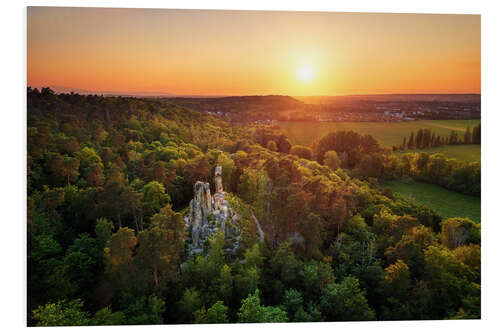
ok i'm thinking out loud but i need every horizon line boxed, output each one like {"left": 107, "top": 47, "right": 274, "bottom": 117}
{"left": 27, "top": 85, "right": 481, "bottom": 98}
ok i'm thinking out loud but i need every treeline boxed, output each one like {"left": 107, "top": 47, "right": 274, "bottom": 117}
{"left": 298, "top": 130, "right": 480, "bottom": 197}
{"left": 28, "top": 89, "right": 480, "bottom": 325}
{"left": 398, "top": 152, "right": 480, "bottom": 196}
{"left": 395, "top": 124, "right": 481, "bottom": 151}
{"left": 251, "top": 127, "right": 292, "bottom": 153}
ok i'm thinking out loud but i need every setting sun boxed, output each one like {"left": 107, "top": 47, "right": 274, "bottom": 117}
{"left": 298, "top": 65, "right": 316, "bottom": 82}
{"left": 27, "top": 8, "right": 480, "bottom": 95}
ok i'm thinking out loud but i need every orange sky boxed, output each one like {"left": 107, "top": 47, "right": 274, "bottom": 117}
{"left": 27, "top": 7, "right": 481, "bottom": 96}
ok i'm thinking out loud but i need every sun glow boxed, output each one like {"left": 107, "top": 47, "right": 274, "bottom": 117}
{"left": 297, "top": 64, "right": 316, "bottom": 82}
{"left": 27, "top": 8, "right": 480, "bottom": 95}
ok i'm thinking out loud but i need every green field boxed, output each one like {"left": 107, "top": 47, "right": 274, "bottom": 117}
{"left": 277, "top": 120, "right": 480, "bottom": 161}
{"left": 394, "top": 145, "right": 480, "bottom": 163}
{"left": 385, "top": 180, "right": 481, "bottom": 222}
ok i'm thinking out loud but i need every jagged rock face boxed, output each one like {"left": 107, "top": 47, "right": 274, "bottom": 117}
{"left": 213, "top": 192, "right": 225, "bottom": 210}
{"left": 214, "top": 166, "right": 223, "bottom": 193}
{"left": 185, "top": 166, "right": 240, "bottom": 255}
{"left": 189, "top": 181, "right": 212, "bottom": 229}
{"left": 187, "top": 181, "right": 212, "bottom": 251}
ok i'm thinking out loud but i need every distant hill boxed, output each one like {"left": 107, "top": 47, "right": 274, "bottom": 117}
{"left": 164, "top": 95, "right": 304, "bottom": 107}
{"left": 28, "top": 86, "right": 481, "bottom": 103}
{"left": 163, "top": 95, "right": 305, "bottom": 115}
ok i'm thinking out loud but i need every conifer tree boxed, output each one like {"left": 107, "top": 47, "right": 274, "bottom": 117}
{"left": 407, "top": 132, "right": 415, "bottom": 149}
{"left": 464, "top": 126, "right": 471, "bottom": 144}
{"left": 472, "top": 124, "right": 481, "bottom": 144}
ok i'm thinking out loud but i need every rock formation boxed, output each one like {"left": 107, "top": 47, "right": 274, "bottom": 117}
{"left": 185, "top": 166, "right": 240, "bottom": 255}
{"left": 187, "top": 181, "right": 212, "bottom": 250}
{"left": 213, "top": 165, "right": 225, "bottom": 210}
{"left": 214, "top": 166, "right": 223, "bottom": 193}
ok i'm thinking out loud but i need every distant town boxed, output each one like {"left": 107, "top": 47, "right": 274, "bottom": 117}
{"left": 161, "top": 94, "right": 480, "bottom": 123}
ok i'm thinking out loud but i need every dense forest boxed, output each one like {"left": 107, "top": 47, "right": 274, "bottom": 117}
{"left": 27, "top": 88, "right": 480, "bottom": 326}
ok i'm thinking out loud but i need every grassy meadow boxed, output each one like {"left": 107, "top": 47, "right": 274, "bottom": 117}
{"left": 385, "top": 180, "right": 481, "bottom": 222}
{"left": 394, "top": 144, "right": 480, "bottom": 163}
{"left": 277, "top": 120, "right": 480, "bottom": 161}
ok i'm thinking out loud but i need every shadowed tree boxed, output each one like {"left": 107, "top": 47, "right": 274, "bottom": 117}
{"left": 32, "top": 299, "right": 90, "bottom": 326}
{"left": 291, "top": 145, "right": 312, "bottom": 160}
{"left": 324, "top": 150, "right": 341, "bottom": 170}
{"left": 194, "top": 301, "right": 229, "bottom": 324}
{"left": 135, "top": 205, "right": 185, "bottom": 290}
{"left": 95, "top": 217, "right": 113, "bottom": 251}
{"left": 237, "top": 289, "right": 288, "bottom": 323}
{"left": 441, "top": 217, "right": 480, "bottom": 250}
{"left": 319, "top": 276, "right": 375, "bottom": 321}
{"left": 266, "top": 140, "right": 278, "bottom": 152}
{"left": 141, "top": 181, "right": 170, "bottom": 229}
{"left": 104, "top": 227, "right": 137, "bottom": 290}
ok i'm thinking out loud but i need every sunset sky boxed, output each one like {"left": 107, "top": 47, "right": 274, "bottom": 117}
{"left": 27, "top": 7, "right": 481, "bottom": 96}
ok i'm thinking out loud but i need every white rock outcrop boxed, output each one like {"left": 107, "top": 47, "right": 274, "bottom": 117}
{"left": 185, "top": 166, "right": 240, "bottom": 255}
